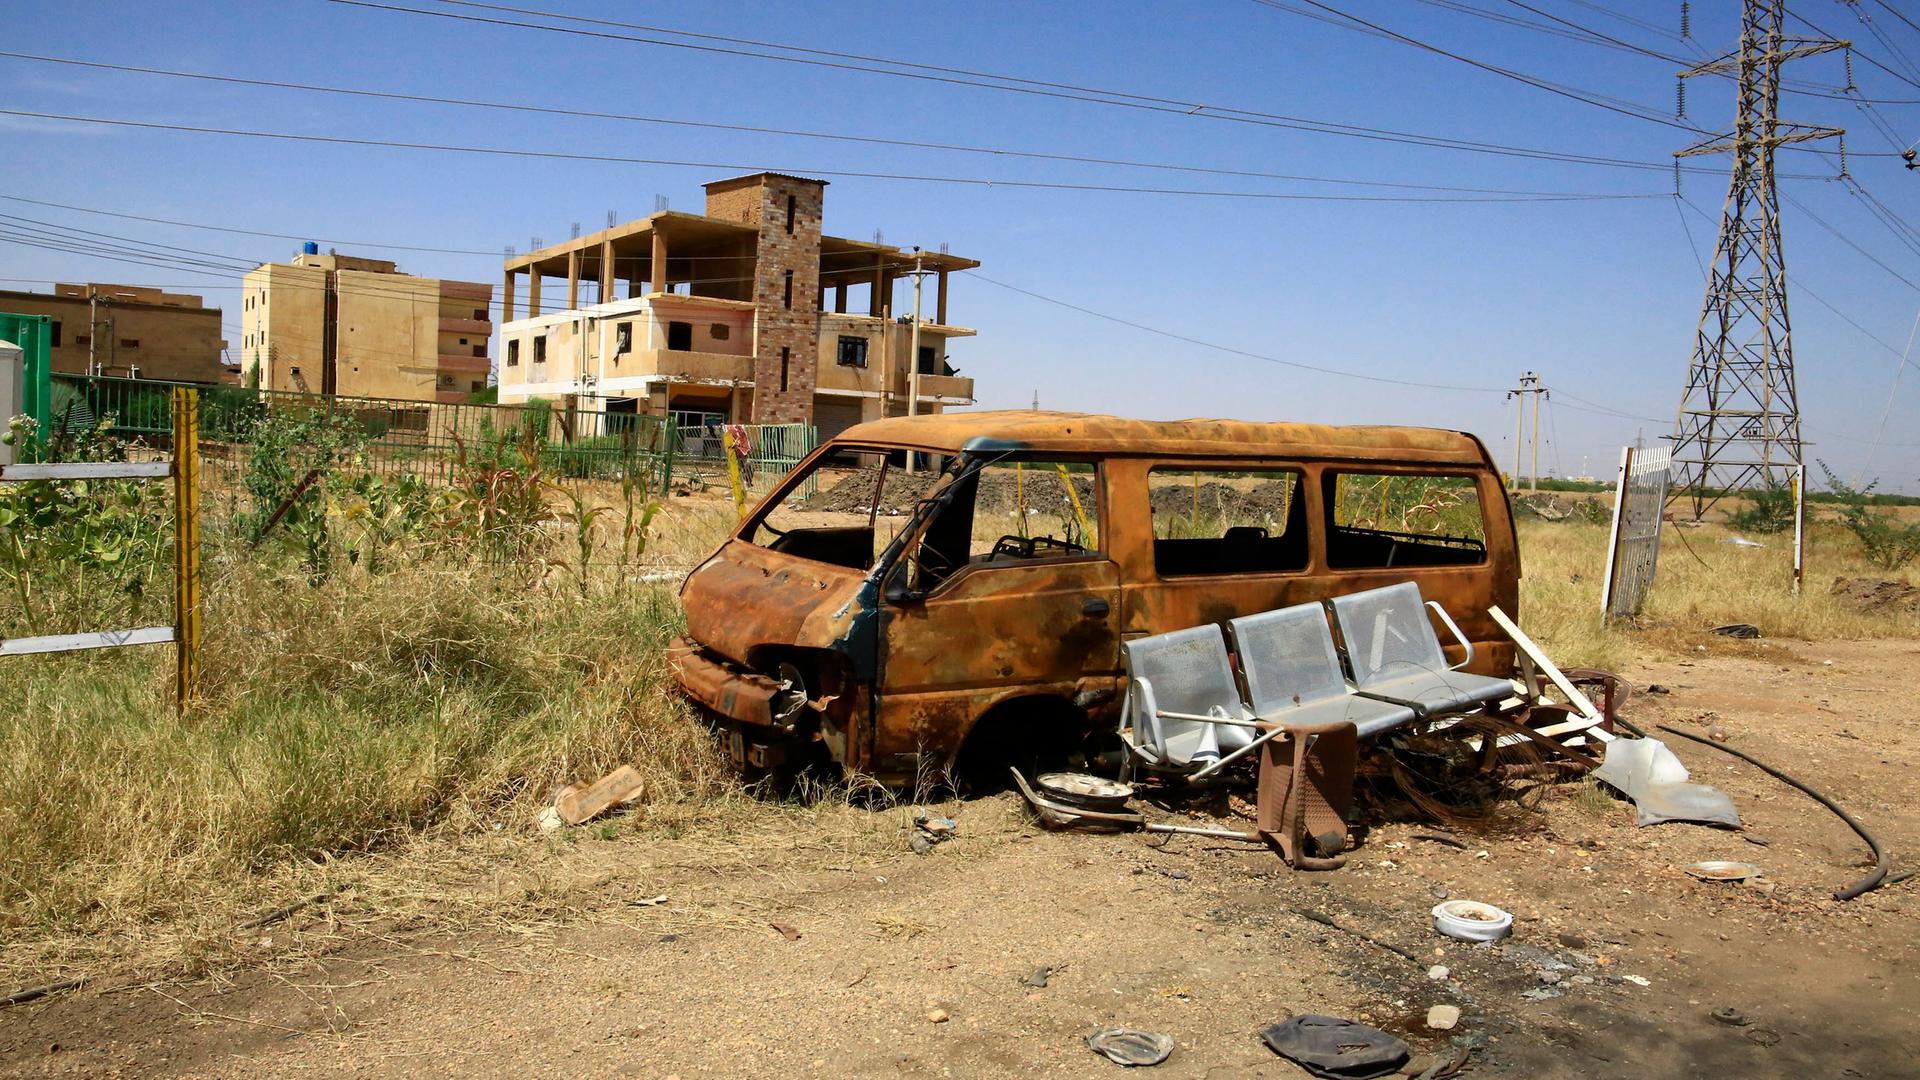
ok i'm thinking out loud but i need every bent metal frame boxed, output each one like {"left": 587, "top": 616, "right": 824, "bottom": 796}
{"left": 0, "top": 387, "right": 202, "bottom": 712}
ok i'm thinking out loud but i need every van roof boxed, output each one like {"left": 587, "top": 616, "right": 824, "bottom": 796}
{"left": 836, "top": 411, "right": 1491, "bottom": 464}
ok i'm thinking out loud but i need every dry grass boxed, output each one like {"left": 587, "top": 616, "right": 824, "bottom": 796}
{"left": 1517, "top": 516, "right": 1917, "bottom": 670}
{"left": 3, "top": 484, "right": 1911, "bottom": 991}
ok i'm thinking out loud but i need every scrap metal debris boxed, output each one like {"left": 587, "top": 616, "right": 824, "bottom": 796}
{"left": 908, "top": 810, "right": 957, "bottom": 854}
{"left": 1591, "top": 738, "right": 1741, "bottom": 828}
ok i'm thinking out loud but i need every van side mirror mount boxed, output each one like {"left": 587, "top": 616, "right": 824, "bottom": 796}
{"left": 884, "top": 575, "right": 925, "bottom": 606}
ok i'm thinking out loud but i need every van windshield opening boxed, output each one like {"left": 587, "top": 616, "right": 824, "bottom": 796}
{"left": 744, "top": 447, "right": 947, "bottom": 571}
{"left": 898, "top": 456, "right": 1101, "bottom": 593}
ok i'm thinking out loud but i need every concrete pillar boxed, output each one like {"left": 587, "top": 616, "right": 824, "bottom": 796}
{"left": 502, "top": 270, "right": 516, "bottom": 323}
{"left": 869, "top": 261, "right": 886, "bottom": 317}
{"left": 566, "top": 249, "right": 580, "bottom": 310}
{"left": 835, "top": 281, "right": 847, "bottom": 313}
{"left": 599, "top": 239, "right": 615, "bottom": 303}
{"left": 936, "top": 270, "right": 949, "bottom": 326}
{"left": 651, "top": 230, "right": 668, "bottom": 294}
{"left": 528, "top": 269, "right": 541, "bottom": 317}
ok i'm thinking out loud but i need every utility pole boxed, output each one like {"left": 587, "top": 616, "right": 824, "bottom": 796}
{"left": 1507, "top": 371, "right": 1545, "bottom": 490}
{"left": 904, "top": 249, "right": 933, "bottom": 474}
{"left": 1669, "top": 0, "right": 1847, "bottom": 519}
{"left": 87, "top": 289, "right": 98, "bottom": 375}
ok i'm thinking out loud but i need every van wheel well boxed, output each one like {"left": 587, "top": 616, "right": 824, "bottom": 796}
{"left": 950, "top": 695, "right": 1088, "bottom": 793}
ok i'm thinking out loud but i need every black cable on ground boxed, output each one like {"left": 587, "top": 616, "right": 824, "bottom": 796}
{"left": 1654, "top": 723, "right": 1890, "bottom": 901}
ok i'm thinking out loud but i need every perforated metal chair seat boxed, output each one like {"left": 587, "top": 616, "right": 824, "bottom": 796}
{"left": 1353, "top": 667, "right": 1513, "bottom": 719}
{"left": 1328, "top": 581, "right": 1514, "bottom": 720}
{"left": 1253, "top": 695, "right": 1416, "bottom": 740}
{"left": 1229, "top": 602, "right": 1418, "bottom": 741}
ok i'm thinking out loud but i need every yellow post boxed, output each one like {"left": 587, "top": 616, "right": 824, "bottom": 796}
{"left": 721, "top": 427, "right": 748, "bottom": 519}
{"left": 171, "top": 388, "right": 201, "bottom": 714}
{"left": 1015, "top": 462, "right": 1026, "bottom": 537}
{"left": 1055, "top": 464, "right": 1095, "bottom": 546}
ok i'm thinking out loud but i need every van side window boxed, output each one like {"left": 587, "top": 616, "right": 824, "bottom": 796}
{"left": 1324, "top": 471, "right": 1487, "bottom": 569}
{"left": 1148, "top": 468, "right": 1306, "bottom": 576}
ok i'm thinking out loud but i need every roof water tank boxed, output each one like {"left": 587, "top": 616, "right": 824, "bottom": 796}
{"left": 302, "top": 241, "right": 319, "bottom": 255}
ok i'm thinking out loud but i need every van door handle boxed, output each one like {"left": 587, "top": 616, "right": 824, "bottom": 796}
{"left": 1082, "top": 599, "right": 1110, "bottom": 617}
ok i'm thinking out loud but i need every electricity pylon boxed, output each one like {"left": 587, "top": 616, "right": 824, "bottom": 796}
{"left": 1668, "top": 0, "right": 1846, "bottom": 520}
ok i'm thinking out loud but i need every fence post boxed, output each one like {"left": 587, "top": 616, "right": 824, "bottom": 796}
{"left": 172, "top": 388, "right": 202, "bottom": 714}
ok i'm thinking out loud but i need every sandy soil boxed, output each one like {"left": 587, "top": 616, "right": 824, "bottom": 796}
{"left": 4, "top": 638, "right": 1917, "bottom": 1079}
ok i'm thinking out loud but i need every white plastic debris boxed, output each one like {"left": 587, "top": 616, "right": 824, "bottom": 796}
{"left": 1592, "top": 738, "right": 1741, "bottom": 828}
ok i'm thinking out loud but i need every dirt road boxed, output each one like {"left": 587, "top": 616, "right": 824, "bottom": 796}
{"left": 5, "top": 638, "right": 1917, "bottom": 1078}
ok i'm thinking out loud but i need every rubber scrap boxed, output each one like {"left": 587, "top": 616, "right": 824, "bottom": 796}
{"left": 1259, "top": 1015, "right": 1410, "bottom": 1080}
{"left": 1087, "top": 1028, "right": 1174, "bottom": 1067}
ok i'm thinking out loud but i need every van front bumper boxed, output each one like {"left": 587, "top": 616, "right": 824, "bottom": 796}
{"left": 668, "top": 638, "right": 779, "bottom": 728}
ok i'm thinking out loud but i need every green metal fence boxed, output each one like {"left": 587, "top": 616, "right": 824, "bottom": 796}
{"left": 50, "top": 374, "right": 677, "bottom": 490}
{"left": 668, "top": 422, "right": 820, "bottom": 496}
{"left": 47, "top": 374, "right": 819, "bottom": 497}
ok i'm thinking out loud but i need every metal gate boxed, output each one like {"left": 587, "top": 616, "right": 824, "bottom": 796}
{"left": 1600, "top": 445, "right": 1672, "bottom": 622}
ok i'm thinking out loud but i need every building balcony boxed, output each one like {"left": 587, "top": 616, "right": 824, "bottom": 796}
{"left": 916, "top": 372, "right": 974, "bottom": 402}
{"left": 439, "top": 317, "right": 492, "bottom": 335}
{"left": 438, "top": 352, "right": 492, "bottom": 374}
{"left": 613, "top": 348, "right": 751, "bottom": 385}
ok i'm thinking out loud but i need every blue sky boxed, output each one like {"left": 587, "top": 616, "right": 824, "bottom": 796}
{"left": 2, "top": 0, "right": 1916, "bottom": 489}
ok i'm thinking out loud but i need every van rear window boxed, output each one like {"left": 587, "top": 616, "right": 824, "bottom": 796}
{"left": 1324, "top": 471, "right": 1487, "bottom": 569}
{"left": 1148, "top": 468, "right": 1306, "bottom": 576}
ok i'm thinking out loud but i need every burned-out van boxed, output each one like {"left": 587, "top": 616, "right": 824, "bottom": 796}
{"left": 670, "top": 412, "right": 1519, "bottom": 785}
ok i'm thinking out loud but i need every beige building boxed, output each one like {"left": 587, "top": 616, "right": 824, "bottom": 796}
{"left": 497, "top": 173, "right": 978, "bottom": 438}
{"left": 0, "top": 283, "right": 230, "bottom": 384}
{"left": 240, "top": 250, "right": 493, "bottom": 402}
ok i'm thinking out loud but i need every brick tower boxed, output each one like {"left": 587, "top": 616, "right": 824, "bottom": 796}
{"left": 703, "top": 173, "right": 825, "bottom": 424}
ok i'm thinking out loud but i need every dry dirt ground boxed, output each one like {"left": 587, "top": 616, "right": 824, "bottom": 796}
{"left": 5, "top": 638, "right": 1918, "bottom": 1079}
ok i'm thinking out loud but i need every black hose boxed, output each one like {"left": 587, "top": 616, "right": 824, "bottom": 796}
{"left": 1654, "top": 723, "right": 1890, "bottom": 901}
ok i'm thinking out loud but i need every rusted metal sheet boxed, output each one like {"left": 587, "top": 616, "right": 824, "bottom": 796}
{"left": 667, "top": 642, "right": 780, "bottom": 728}
{"left": 839, "top": 410, "right": 1489, "bottom": 462}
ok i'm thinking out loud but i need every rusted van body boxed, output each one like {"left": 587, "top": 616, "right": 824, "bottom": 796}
{"left": 671, "top": 412, "right": 1519, "bottom": 786}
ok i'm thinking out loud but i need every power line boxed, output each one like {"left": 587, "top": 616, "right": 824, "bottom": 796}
{"left": 970, "top": 273, "right": 1506, "bottom": 393}
{"left": 329, "top": 0, "right": 1731, "bottom": 173}
{"left": 1256, "top": 0, "right": 1704, "bottom": 129}
{"left": 1780, "top": 189, "right": 1920, "bottom": 292}
{"left": 0, "top": 194, "right": 501, "bottom": 256}
{"left": 0, "top": 108, "right": 1672, "bottom": 204}
{"left": 0, "top": 51, "right": 1662, "bottom": 199}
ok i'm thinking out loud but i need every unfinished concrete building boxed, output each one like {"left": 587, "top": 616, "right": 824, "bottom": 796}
{"left": 0, "top": 283, "right": 231, "bottom": 384}
{"left": 240, "top": 249, "right": 493, "bottom": 402}
{"left": 497, "top": 173, "right": 978, "bottom": 437}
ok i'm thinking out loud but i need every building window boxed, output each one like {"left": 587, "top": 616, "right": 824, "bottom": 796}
{"left": 780, "top": 346, "right": 790, "bottom": 392}
{"left": 75, "top": 334, "right": 91, "bottom": 347}
{"left": 782, "top": 269, "right": 794, "bottom": 309}
{"left": 917, "top": 346, "right": 938, "bottom": 374}
{"left": 473, "top": 345, "right": 486, "bottom": 358}
{"left": 458, "top": 338, "right": 468, "bottom": 345}
{"left": 615, "top": 320, "right": 633, "bottom": 356}
{"left": 533, "top": 335, "right": 547, "bottom": 364}
{"left": 119, "top": 339, "right": 139, "bottom": 350}
{"left": 666, "top": 321, "right": 692, "bottom": 351}
{"left": 51, "top": 321, "right": 62, "bottom": 347}
{"left": 473, "top": 308, "right": 487, "bottom": 321}
{"left": 710, "top": 323, "right": 729, "bottom": 341}
{"left": 836, "top": 335, "right": 868, "bottom": 368}
{"left": 786, "top": 193, "right": 796, "bottom": 235}
{"left": 506, "top": 339, "right": 520, "bottom": 367}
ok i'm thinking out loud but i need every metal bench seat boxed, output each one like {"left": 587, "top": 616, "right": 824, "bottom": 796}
{"left": 1328, "top": 582, "right": 1514, "bottom": 719}
{"left": 1228, "top": 603, "right": 1416, "bottom": 741}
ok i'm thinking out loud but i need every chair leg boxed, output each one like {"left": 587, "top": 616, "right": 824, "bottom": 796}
{"left": 1257, "top": 720, "right": 1358, "bottom": 870}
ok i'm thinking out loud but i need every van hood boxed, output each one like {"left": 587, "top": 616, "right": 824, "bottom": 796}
{"left": 681, "top": 540, "right": 880, "bottom": 677}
